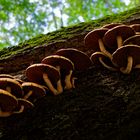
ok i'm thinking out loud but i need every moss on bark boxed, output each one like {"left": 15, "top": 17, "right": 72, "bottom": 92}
{"left": 0, "top": 6, "right": 140, "bottom": 60}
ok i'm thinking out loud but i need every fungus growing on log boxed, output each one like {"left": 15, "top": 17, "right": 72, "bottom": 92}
{"left": 22, "top": 82, "right": 46, "bottom": 102}
{"left": 123, "top": 35, "right": 140, "bottom": 46}
{"left": 55, "top": 48, "right": 92, "bottom": 71}
{"left": 0, "top": 78, "right": 23, "bottom": 98}
{"left": 0, "top": 74, "right": 24, "bottom": 84}
{"left": 103, "top": 25, "right": 135, "bottom": 52}
{"left": 90, "top": 52, "right": 117, "bottom": 71}
{"left": 0, "top": 89, "right": 18, "bottom": 117}
{"left": 15, "top": 98, "right": 34, "bottom": 113}
{"left": 102, "top": 23, "right": 122, "bottom": 29}
{"left": 26, "top": 64, "right": 61, "bottom": 95}
{"left": 84, "top": 28, "right": 112, "bottom": 59}
{"left": 112, "top": 45, "right": 140, "bottom": 74}
{"left": 130, "top": 24, "right": 140, "bottom": 34}
{"left": 41, "top": 55, "right": 74, "bottom": 90}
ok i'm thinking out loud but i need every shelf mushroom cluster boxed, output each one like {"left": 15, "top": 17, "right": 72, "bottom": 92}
{"left": 0, "top": 48, "right": 92, "bottom": 117}
{"left": 2, "top": 23, "right": 140, "bottom": 117}
{"left": 26, "top": 48, "right": 92, "bottom": 95}
{"left": 0, "top": 74, "right": 46, "bottom": 117}
{"left": 84, "top": 23, "right": 140, "bottom": 74}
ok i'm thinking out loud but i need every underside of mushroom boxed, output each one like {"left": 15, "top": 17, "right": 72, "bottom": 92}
{"left": 99, "top": 57, "right": 118, "bottom": 71}
{"left": 0, "top": 105, "right": 24, "bottom": 117}
{"left": 43, "top": 73, "right": 59, "bottom": 95}
{"left": 116, "top": 35, "right": 123, "bottom": 48}
{"left": 98, "top": 38, "right": 112, "bottom": 59}
{"left": 64, "top": 70, "right": 73, "bottom": 89}
{"left": 0, "top": 109, "right": 12, "bottom": 117}
{"left": 120, "top": 56, "right": 133, "bottom": 74}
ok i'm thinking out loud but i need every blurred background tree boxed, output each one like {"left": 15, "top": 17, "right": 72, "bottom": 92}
{"left": 0, "top": 0, "right": 139, "bottom": 49}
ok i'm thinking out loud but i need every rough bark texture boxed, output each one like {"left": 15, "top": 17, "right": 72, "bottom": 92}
{"left": 1, "top": 6, "right": 140, "bottom": 140}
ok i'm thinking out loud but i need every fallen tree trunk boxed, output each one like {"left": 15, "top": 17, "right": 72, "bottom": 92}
{"left": 0, "top": 6, "right": 140, "bottom": 140}
{"left": 0, "top": 6, "right": 140, "bottom": 74}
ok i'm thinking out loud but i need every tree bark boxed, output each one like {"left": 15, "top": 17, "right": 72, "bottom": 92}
{"left": 0, "top": 6, "right": 140, "bottom": 140}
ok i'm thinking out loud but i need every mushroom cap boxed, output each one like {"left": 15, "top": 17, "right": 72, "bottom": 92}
{"left": 0, "top": 74, "right": 24, "bottom": 84}
{"left": 102, "top": 23, "right": 122, "bottom": 29}
{"left": 0, "top": 89, "right": 18, "bottom": 112}
{"left": 84, "top": 28, "right": 108, "bottom": 50}
{"left": 22, "top": 82, "right": 46, "bottom": 101}
{"left": 15, "top": 79, "right": 24, "bottom": 84}
{"left": 0, "top": 74, "right": 15, "bottom": 79}
{"left": 90, "top": 52, "right": 113, "bottom": 66}
{"left": 130, "top": 24, "right": 140, "bottom": 33}
{"left": 103, "top": 25, "right": 135, "bottom": 50}
{"left": 16, "top": 98, "right": 34, "bottom": 112}
{"left": 41, "top": 55, "right": 74, "bottom": 74}
{"left": 0, "top": 78, "right": 23, "bottom": 98}
{"left": 112, "top": 44, "right": 140, "bottom": 67}
{"left": 26, "top": 63, "right": 60, "bottom": 85}
{"left": 54, "top": 48, "right": 92, "bottom": 71}
{"left": 123, "top": 35, "right": 140, "bottom": 46}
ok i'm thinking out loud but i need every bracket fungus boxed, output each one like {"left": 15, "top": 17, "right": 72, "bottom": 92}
{"left": 112, "top": 44, "right": 140, "bottom": 74}
{"left": 41, "top": 55, "right": 74, "bottom": 90}
{"left": 90, "top": 52, "right": 117, "bottom": 71}
{"left": 26, "top": 63, "right": 61, "bottom": 95}
{"left": 103, "top": 25, "right": 135, "bottom": 52}
{"left": 22, "top": 82, "right": 46, "bottom": 102}
{"left": 0, "top": 78, "right": 23, "bottom": 98}
{"left": 84, "top": 28, "right": 112, "bottom": 59}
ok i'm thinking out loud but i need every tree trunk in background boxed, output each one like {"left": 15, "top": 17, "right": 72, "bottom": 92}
{"left": 1, "top": 6, "right": 140, "bottom": 140}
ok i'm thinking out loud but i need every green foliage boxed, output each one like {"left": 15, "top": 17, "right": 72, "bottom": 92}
{"left": 0, "top": 5, "right": 140, "bottom": 59}
{"left": 0, "top": 0, "right": 138, "bottom": 49}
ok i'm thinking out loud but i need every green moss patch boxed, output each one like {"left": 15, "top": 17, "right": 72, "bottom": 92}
{"left": 0, "top": 6, "right": 140, "bottom": 59}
